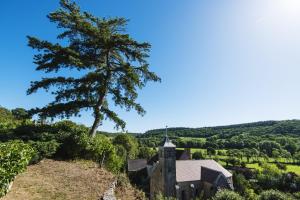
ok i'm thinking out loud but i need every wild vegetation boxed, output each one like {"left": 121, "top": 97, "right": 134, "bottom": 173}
{"left": 137, "top": 121, "right": 300, "bottom": 199}
{"left": 0, "top": 105, "right": 150, "bottom": 199}
{"left": 1, "top": 0, "right": 300, "bottom": 199}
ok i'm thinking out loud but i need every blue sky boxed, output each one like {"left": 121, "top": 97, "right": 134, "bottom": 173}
{"left": 1, "top": 0, "right": 300, "bottom": 133}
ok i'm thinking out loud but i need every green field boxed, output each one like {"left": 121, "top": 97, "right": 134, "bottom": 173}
{"left": 179, "top": 137, "right": 206, "bottom": 142}
{"left": 176, "top": 148, "right": 300, "bottom": 175}
{"left": 246, "top": 163, "right": 300, "bottom": 175}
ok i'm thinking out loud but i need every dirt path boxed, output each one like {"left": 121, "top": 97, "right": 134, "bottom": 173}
{"left": 2, "top": 159, "right": 114, "bottom": 200}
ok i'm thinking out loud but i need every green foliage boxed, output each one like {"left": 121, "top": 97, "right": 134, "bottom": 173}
{"left": 27, "top": 0, "right": 160, "bottom": 136}
{"left": 29, "top": 140, "right": 60, "bottom": 163}
{"left": 293, "top": 192, "right": 300, "bottom": 199}
{"left": 233, "top": 173, "right": 258, "bottom": 200}
{"left": 55, "top": 129, "right": 124, "bottom": 173}
{"left": 258, "top": 141, "right": 281, "bottom": 157}
{"left": 0, "top": 106, "right": 17, "bottom": 131}
{"left": 212, "top": 190, "right": 243, "bottom": 200}
{"left": 257, "top": 163, "right": 281, "bottom": 190}
{"left": 11, "top": 108, "right": 30, "bottom": 121}
{"left": 258, "top": 189, "right": 294, "bottom": 200}
{"left": 113, "top": 134, "right": 139, "bottom": 159}
{"left": 207, "top": 147, "right": 216, "bottom": 156}
{"left": 0, "top": 141, "right": 35, "bottom": 197}
{"left": 193, "top": 151, "right": 205, "bottom": 160}
{"left": 140, "top": 120, "right": 300, "bottom": 151}
{"left": 138, "top": 146, "right": 157, "bottom": 159}
{"left": 154, "top": 193, "right": 176, "bottom": 200}
{"left": 276, "top": 162, "right": 287, "bottom": 171}
{"left": 0, "top": 115, "right": 125, "bottom": 174}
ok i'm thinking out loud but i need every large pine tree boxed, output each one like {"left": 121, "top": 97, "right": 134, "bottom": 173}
{"left": 27, "top": 0, "right": 160, "bottom": 136}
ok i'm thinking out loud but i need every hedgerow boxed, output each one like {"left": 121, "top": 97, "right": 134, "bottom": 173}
{"left": 0, "top": 140, "right": 34, "bottom": 197}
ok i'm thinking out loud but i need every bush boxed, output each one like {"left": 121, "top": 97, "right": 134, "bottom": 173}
{"left": 89, "top": 135, "right": 124, "bottom": 173}
{"left": 55, "top": 129, "right": 124, "bottom": 173}
{"left": 259, "top": 189, "right": 294, "bottom": 200}
{"left": 55, "top": 127, "right": 90, "bottom": 159}
{"left": 276, "top": 162, "right": 286, "bottom": 171}
{"left": 29, "top": 140, "right": 60, "bottom": 164}
{"left": 212, "top": 190, "right": 243, "bottom": 200}
{"left": 113, "top": 134, "right": 139, "bottom": 159}
{"left": 138, "top": 146, "right": 156, "bottom": 159}
{"left": 293, "top": 192, "right": 300, "bottom": 199}
{"left": 0, "top": 140, "right": 35, "bottom": 197}
{"left": 193, "top": 151, "right": 205, "bottom": 160}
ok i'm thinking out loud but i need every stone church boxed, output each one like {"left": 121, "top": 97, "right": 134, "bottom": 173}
{"left": 128, "top": 135, "right": 233, "bottom": 200}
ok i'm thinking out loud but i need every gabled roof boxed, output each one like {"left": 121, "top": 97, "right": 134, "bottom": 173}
{"left": 176, "top": 160, "right": 232, "bottom": 182}
{"left": 147, "top": 150, "right": 190, "bottom": 165}
{"left": 127, "top": 159, "right": 147, "bottom": 172}
{"left": 201, "top": 166, "right": 223, "bottom": 183}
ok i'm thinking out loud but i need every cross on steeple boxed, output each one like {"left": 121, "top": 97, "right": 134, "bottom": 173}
{"left": 165, "top": 125, "right": 168, "bottom": 139}
{"left": 163, "top": 125, "right": 175, "bottom": 147}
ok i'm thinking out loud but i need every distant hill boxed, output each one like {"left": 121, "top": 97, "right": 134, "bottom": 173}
{"left": 141, "top": 120, "right": 300, "bottom": 138}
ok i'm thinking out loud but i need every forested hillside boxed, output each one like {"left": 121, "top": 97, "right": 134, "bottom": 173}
{"left": 143, "top": 120, "right": 300, "bottom": 138}
{"left": 138, "top": 120, "right": 300, "bottom": 149}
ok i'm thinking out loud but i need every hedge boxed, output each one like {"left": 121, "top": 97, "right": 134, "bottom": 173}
{"left": 0, "top": 140, "right": 34, "bottom": 197}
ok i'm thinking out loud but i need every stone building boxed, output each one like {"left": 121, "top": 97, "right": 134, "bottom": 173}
{"left": 128, "top": 135, "right": 233, "bottom": 200}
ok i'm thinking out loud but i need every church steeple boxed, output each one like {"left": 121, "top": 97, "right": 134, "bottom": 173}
{"left": 162, "top": 126, "right": 176, "bottom": 147}
{"left": 157, "top": 125, "right": 176, "bottom": 198}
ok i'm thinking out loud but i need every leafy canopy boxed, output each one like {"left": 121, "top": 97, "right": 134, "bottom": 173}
{"left": 27, "top": 0, "right": 160, "bottom": 135}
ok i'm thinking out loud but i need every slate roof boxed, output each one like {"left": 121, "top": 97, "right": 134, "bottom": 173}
{"left": 127, "top": 159, "right": 147, "bottom": 172}
{"left": 201, "top": 166, "right": 223, "bottom": 183}
{"left": 176, "top": 160, "right": 232, "bottom": 182}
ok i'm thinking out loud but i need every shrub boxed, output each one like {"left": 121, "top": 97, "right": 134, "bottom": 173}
{"left": 116, "top": 173, "right": 130, "bottom": 188}
{"left": 212, "top": 190, "right": 243, "bottom": 200}
{"left": 89, "top": 135, "right": 124, "bottom": 173}
{"left": 56, "top": 130, "right": 124, "bottom": 173}
{"left": 193, "top": 151, "right": 205, "bottom": 160}
{"left": 154, "top": 193, "right": 176, "bottom": 200}
{"left": 113, "top": 134, "right": 139, "bottom": 159}
{"left": 29, "top": 140, "right": 60, "bottom": 163}
{"left": 54, "top": 124, "right": 90, "bottom": 159}
{"left": 258, "top": 189, "right": 294, "bottom": 200}
{"left": 138, "top": 146, "right": 157, "bottom": 159}
{"left": 293, "top": 192, "right": 300, "bottom": 199}
{"left": 0, "top": 140, "right": 35, "bottom": 197}
{"left": 276, "top": 162, "right": 286, "bottom": 171}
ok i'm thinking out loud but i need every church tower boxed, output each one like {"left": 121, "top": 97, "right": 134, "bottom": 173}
{"left": 158, "top": 126, "right": 176, "bottom": 198}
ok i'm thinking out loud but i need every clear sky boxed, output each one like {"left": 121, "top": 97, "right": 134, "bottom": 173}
{"left": 1, "top": 0, "right": 300, "bottom": 133}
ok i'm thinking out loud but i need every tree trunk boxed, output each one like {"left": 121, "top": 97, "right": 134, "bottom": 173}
{"left": 89, "top": 92, "right": 106, "bottom": 137}
{"left": 89, "top": 83, "right": 108, "bottom": 137}
{"left": 89, "top": 51, "right": 111, "bottom": 137}
{"left": 90, "top": 114, "right": 101, "bottom": 137}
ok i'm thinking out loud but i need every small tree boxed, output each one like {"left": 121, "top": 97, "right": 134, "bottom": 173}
{"left": 207, "top": 147, "right": 216, "bottom": 157}
{"left": 27, "top": 0, "right": 160, "bottom": 136}
{"left": 113, "top": 134, "right": 139, "bottom": 159}
{"left": 193, "top": 151, "right": 205, "bottom": 160}
{"left": 212, "top": 190, "right": 243, "bottom": 200}
{"left": 259, "top": 189, "right": 293, "bottom": 200}
{"left": 11, "top": 108, "right": 30, "bottom": 122}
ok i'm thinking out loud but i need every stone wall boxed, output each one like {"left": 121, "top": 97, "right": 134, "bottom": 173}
{"left": 150, "top": 164, "right": 163, "bottom": 200}
{"left": 101, "top": 180, "right": 117, "bottom": 200}
{"left": 176, "top": 180, "right": 201, "bottom": 200}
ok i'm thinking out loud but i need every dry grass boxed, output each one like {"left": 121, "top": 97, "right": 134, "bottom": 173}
{"left": 1, "top": 159, "right": 144, "bottom": 200}
{"left": 115, "top": 182, "right": 145, "bottom": 200}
